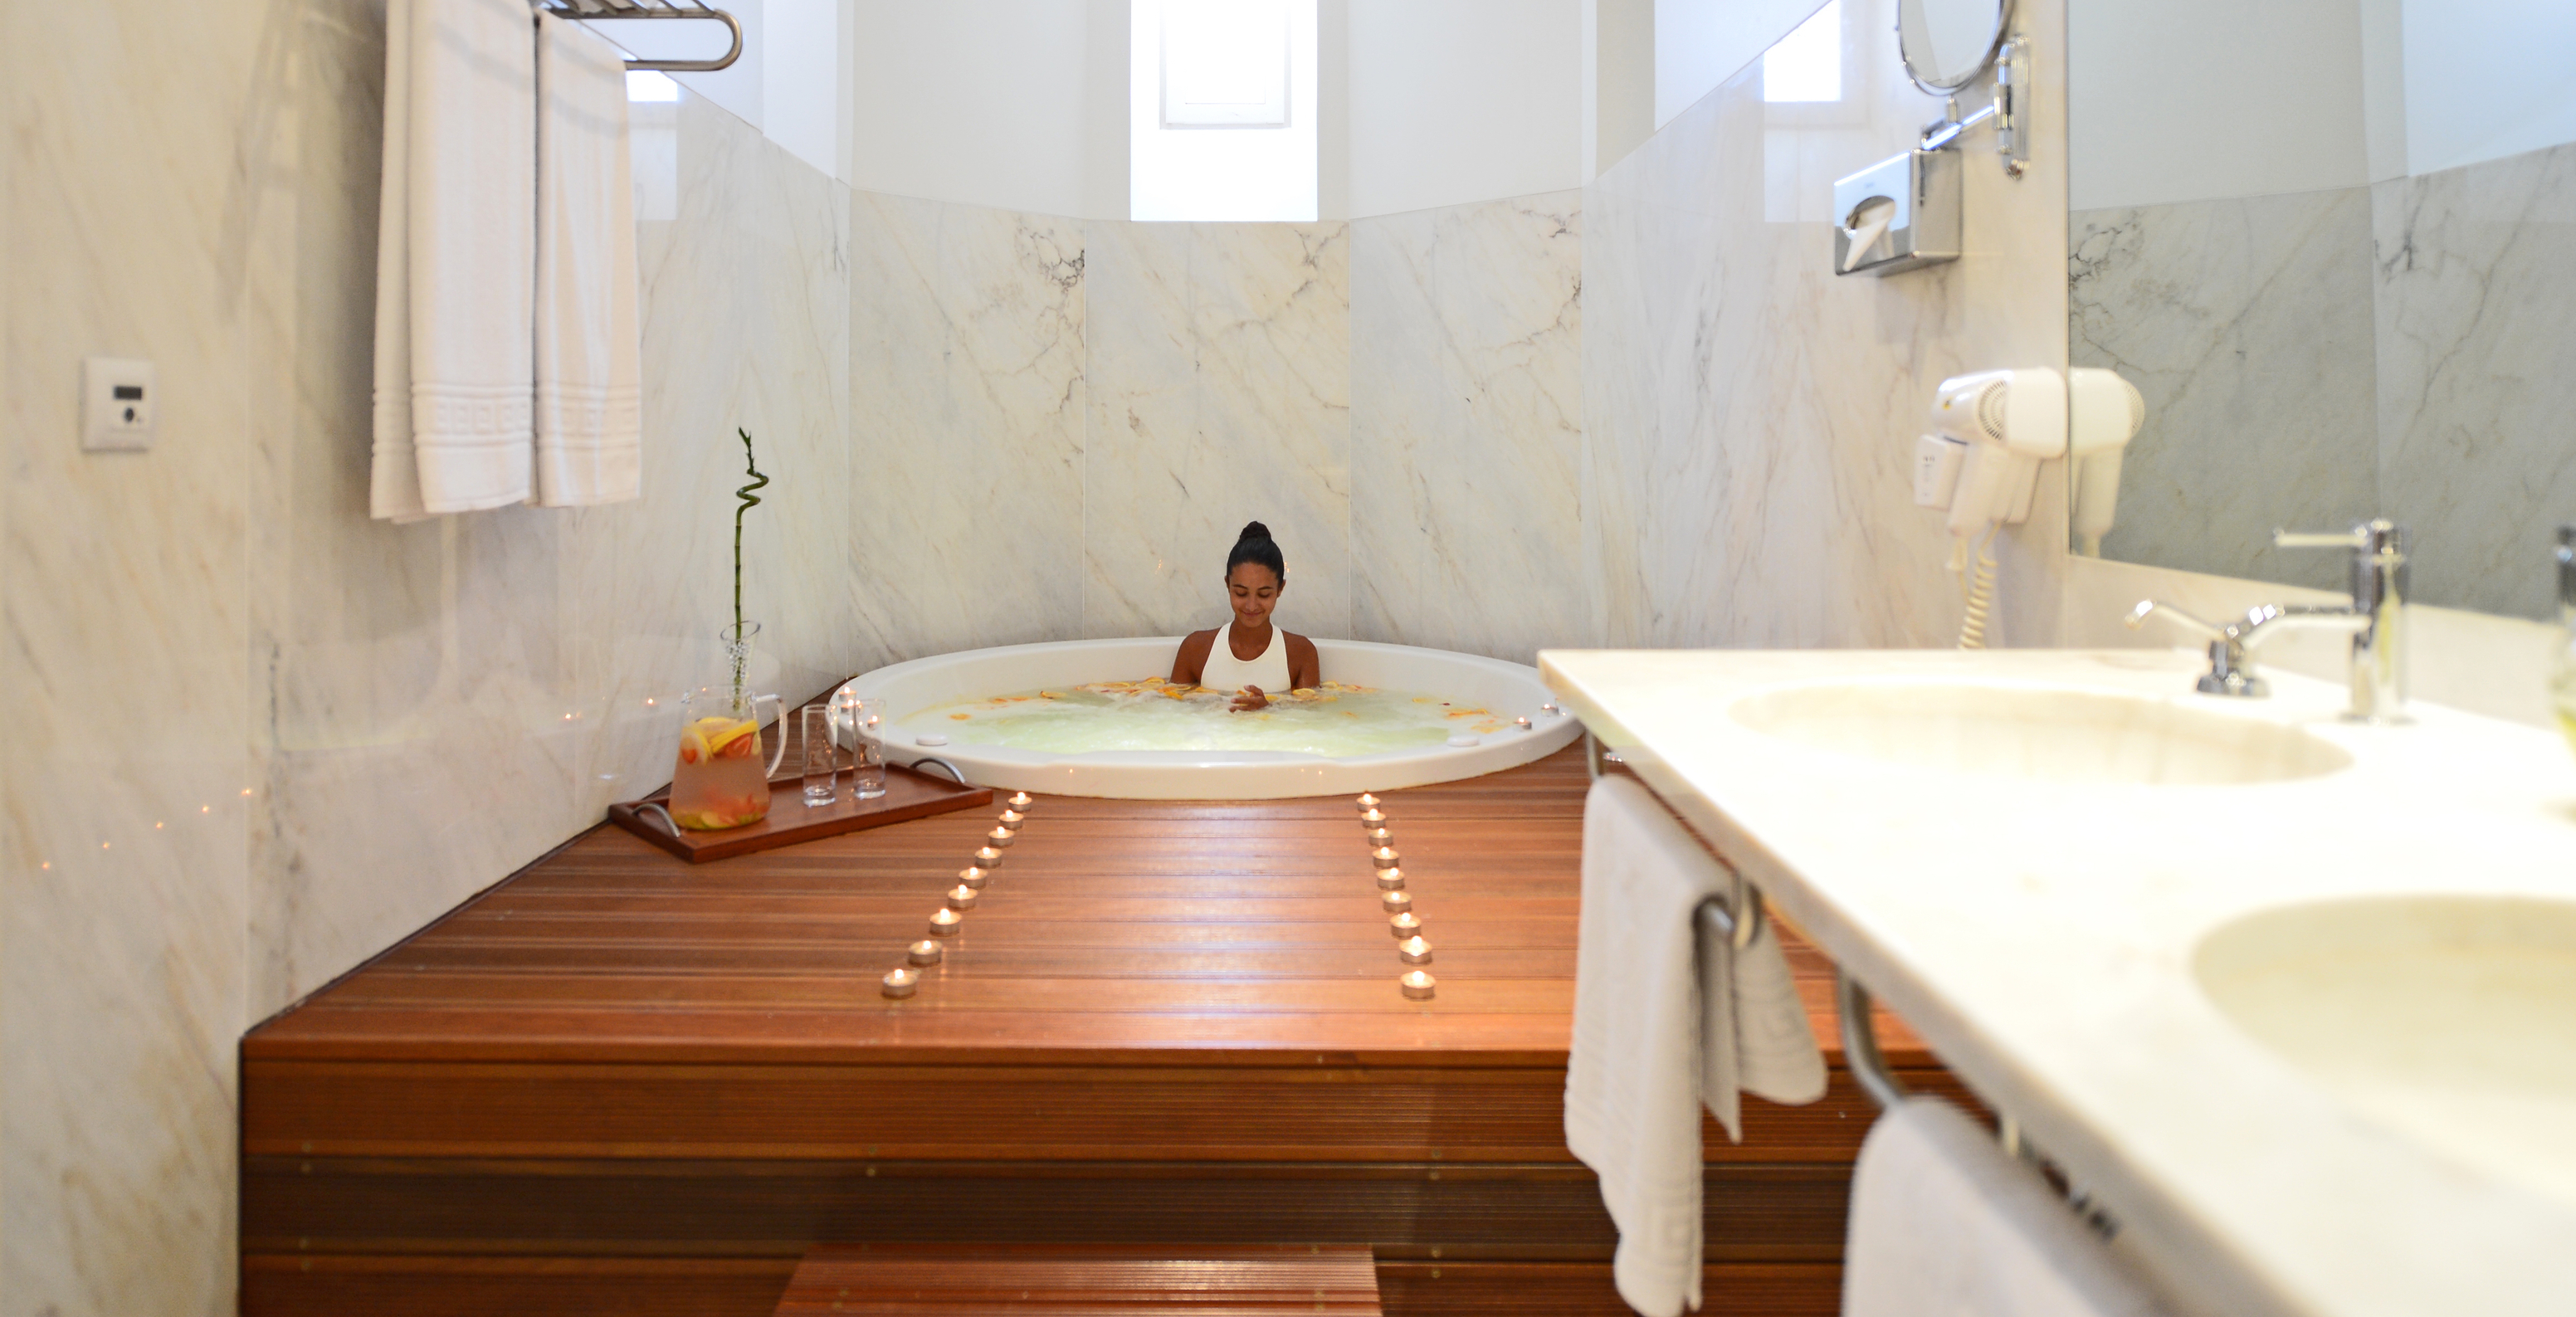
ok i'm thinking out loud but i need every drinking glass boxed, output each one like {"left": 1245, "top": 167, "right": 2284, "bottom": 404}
{"left": 839, "top": 693, "right": 887, "bottom": 799}
{"left": 799, "top": 704, "right": 838, "bottom": 807}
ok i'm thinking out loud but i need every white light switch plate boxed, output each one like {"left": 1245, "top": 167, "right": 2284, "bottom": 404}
{"left": 81, "top": 357, "right": 156, "bottom": 451}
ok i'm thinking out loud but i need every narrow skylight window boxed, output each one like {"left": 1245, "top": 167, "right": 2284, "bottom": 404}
{"left": 1131, "top": 0, "right": 1318, "bottom": 222}
{"left": 1763, "top": 0, "right": 1842, "bottom": 104}
{"left": 1163, "top": 1, "right": 1290, "bottom": 127}
{"left": 626, "top": 70, "right": 681, "bottom": 103}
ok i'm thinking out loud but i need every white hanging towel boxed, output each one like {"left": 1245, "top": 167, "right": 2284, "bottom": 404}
{"left": 533, "top": 12, "right": 643, "bottom": 506}
{"left": 1844, "top": 1097, "right": 2174, "bottom": 1317}
{"left": 371, "top": 0, "right": 537, "bottom": 521}
{"left": 1565, "top": 774, "right": 1827, "bottom": 1317}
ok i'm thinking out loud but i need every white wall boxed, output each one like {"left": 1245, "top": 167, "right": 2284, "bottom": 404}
{"left": 2401, "top": 0, "right": 2576, "bottom": 176}
{"left": 2067, "top": 0, "right": 2370, "bottom": 210}
{"left": 1653, "top": 0, "right": 1821, "bottom": 128}
{"left": 764, "top": 0, "right": 841, "bottom": 178}
{"left": 1585, "top": 0, "right": 1657, "bottom": 177}
{"left": 1344, "top": 0, "right": 1586, "bottom": 217}
{"left": 846, "top": 0, "right": 1129, "bottom": 219}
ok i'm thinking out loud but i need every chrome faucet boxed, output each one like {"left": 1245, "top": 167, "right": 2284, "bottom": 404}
{"left": 2126, "top": 519, "right": 2409, "bottom": 723}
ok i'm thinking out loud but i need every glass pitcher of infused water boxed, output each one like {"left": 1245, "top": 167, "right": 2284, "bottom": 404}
{"left": 671, "top": 685, "right": 787, "bottom": 830}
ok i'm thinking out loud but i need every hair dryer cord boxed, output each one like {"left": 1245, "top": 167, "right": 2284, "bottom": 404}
{"left": 1958, "top": 524, "right": 2000, "bottom": 650}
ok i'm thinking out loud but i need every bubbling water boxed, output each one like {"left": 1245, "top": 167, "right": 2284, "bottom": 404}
{"left": 914, "top": 679, "right": 1509, "bottom": 758}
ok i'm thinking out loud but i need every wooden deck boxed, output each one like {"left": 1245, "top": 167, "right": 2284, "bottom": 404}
{"left": 242, "top": 744, "right": 1958, "bottom": 1316}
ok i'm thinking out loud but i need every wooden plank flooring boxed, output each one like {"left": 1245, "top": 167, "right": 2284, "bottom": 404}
{"left": 771, "top": 1245, "right": 1383, "bottom": 1315}
{"left": 242, "top": 744, "right": 1957, "bottom": 1316}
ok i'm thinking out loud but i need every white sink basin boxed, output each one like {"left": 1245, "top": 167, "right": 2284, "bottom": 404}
{"left": 2196, "top": 896, "right": 2576, "bottom": 1204}
{"left": 1728, "top": 680, "right": 2354, "bottom": 785}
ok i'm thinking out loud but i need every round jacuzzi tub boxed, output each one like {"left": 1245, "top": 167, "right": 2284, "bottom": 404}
{"left": 837, "top": 637, "right": 1581, "bottom": 799}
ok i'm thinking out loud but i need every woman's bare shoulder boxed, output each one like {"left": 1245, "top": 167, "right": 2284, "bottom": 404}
{"left": 1283, "top": 631, "right": 1319, "bottom": 660}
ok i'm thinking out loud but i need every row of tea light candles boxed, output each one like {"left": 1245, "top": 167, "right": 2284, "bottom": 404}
{"left": 1359, "top": 792, "right": 1438, "bottom": 1001}
{"left": 881, "top": 790, "right": 1035, "bottom": 998}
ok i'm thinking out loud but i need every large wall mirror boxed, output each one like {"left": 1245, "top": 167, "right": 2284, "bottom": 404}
{"left": 2066, "top": 0, "right": 2576, "bottom": 619}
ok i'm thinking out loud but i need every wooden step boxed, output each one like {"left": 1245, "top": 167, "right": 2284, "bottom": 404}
{"left": 773, "top": 1244, "right": 1381, "bottom": 1315}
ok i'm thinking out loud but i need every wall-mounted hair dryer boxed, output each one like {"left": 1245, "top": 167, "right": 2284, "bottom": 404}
{"left": 1923, "top": 367, "right": 2067, "bottom": 540}
{"left": 1911, "top": 368, "right": 2066, "bottom": 649}
{"left": 2066, "top": 367, "right": 2145, "bottom": 557}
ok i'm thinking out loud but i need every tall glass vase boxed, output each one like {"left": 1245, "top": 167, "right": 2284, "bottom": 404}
{"left": 720, "top": 621, "right": 760, "bottom": 698}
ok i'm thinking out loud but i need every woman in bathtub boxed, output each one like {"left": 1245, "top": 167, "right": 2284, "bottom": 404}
{"left": 1169, "top": 521, "right": 1320, "bottom": 711}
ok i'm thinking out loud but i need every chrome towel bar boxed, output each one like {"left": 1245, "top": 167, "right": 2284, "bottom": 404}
{"left": 1836, "top": 969, "right": 1912, "bottom": 1111}
{"left": 538, "top": 0, "right": 743, "bottom": 72}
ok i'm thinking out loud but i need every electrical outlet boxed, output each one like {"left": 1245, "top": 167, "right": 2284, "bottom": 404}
{"left": 82, "top": 358, "right": 156, "bottom": 452}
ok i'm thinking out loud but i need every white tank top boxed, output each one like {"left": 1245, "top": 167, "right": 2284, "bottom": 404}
{"left": 1198, "top": 625, "right": 1292, "bottom": 694}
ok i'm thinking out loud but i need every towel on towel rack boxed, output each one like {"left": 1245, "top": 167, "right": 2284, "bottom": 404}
{"left": 533, "top": 12, "right": 642, "bottom": 507}
{"left": 1844, "top": 1097, "right": 2172, "bottom": 1317}
{"left": 1565, "top": 775, "right": 1827, "bottom": 1317}
{"left": 371, "top": 0, "right": 538, "bottom": 520}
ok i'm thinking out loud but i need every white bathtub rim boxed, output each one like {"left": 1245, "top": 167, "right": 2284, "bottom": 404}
{"left": 842, "top": 637, "right": 1580, "bottom": 798}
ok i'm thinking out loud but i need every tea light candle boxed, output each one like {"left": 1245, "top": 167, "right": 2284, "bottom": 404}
{"left": 986, "top": 826, "right": 1015, "bottom": 849}
{"left": 1376, "top": 866, "right": 1405, "bottom": 890}
{"left": 1399, "top": 935, "right": 1432, "bottom": 965}
{"left": 1354, "top": 793, "right": 1380, "bottom": 811}
{"left": 1364, "top": 826, "right": 1393, "bottom": 847}
{"left": 998, "top": 809, "right": 1025, "bottom": 831}
{"left": 973, "top": 846, "right": 1004, "bottom": 867}
{"left": 929, "top": 907, "right": 964, "bottom": 935}
{"left": 1381, "top": 890, "right": 1412, "bottom": 915}
{"left": 908, "top": 939, "right": 944, "bottom": 966}
{"left": 1358, "top": 808, "right": 1387, "bottom": 828}
{"left": 1400, "top": 970, "right": 1437, "bottom": 1000}
{"left": 1371, "top": 846, "right": 1401, "bottom": 870}
{"left": 882, "top": 967, "right": 920, "bottom": 998}
{"left": 1007, "top": 791, "right": 1034, "bottom": 811}
{"left": 958, "top": 866, "right": 989, "bottom": 890}
{"left": 1389, "top": 911, "right": 1422, "bottom": 937}
{"left": 1514, "top": 715, "right": 1532, "bottom": 729}
{"left": 945, "top": 884, "right": 978, "bottom": 910}
{"left": 1541, "top": 702, "right": 1560, "bottom": 716}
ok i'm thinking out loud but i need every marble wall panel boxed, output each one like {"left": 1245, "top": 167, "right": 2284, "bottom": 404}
{"left": 1350, "top": 193, "right": 1588, "bottom": 665}
{"left": 3, "top": 0, "right": 271, "bottom": 1310}
{"left": 1081, "top": 222, "right": 1353, "bottom": 641}
{"left": 2069, "top": 189, "right": 2379, "bottom": 594}
{"left": 2374, "top": 139, "right": 2576, "bottom": 620}
{"left": 1579, "top": 0, "right": 2068, "bottom": 653}
{"left": 849, "top": 193, "right": 1087, "bottom": 669}
{"left": 7, "top": 5, "right": 858, "bottom": 1313}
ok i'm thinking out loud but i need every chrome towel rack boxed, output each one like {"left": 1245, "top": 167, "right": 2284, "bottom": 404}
{"left": 538, "top": 0, "right": 744, "bottom": 72}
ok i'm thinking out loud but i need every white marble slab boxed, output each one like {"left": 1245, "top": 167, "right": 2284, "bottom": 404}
{"left": 1080, "top": 221, "right": 1353, "bottom": 642}
{"left": 3, "top": 0, "right": 271, "bottom": 1310}
{"left": 1544, "top": 646, "right": 2576, "bottom": 1317}
{"left": 8, "top": 8, "right": 862, "bottom": 1307}
{"left": 2374, "top": 139, "right": 2576, "bottom": 621}
{"left": 2070, "top": 189, "right": 2379, "bottom": 593}
{"left": 1350, "top": 192, "right": 1588, "bottom": 665}
{"left": 849, "top": 192, "right": 1087, "bottom": 669}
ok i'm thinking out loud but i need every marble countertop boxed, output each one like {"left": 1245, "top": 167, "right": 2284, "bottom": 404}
{"left": 1537, "top": 647, "right": 2576, "bottom": 1317}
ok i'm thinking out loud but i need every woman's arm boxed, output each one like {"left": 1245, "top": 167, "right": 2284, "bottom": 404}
{"left": 1169, "top": 629, "right": 1217, "bottom": 687}
{"left": 1286, "top": 633, "right": 1321, "bottom": 692}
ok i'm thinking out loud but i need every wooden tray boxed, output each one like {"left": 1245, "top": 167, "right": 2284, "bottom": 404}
{"left": 607, "top": 763, "right": 993, "bottom": 863}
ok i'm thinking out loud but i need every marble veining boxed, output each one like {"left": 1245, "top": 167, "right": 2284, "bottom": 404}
{"left": 7, "top": 4, "right": 861, "bottom": 1308}
{"left": 1081, "top": 221, "right": 1354, "bottom": 641}
{"left": 2374, "top": 139, "right": 2576, "bottom": 620}
{"left": 1578, "top": 0, "right": 2067, "bottom": 652}
{"left": 849, "top": 193, "right": 1087, "bottom": 670}
{"left": 1351, "top": 192, "right": 1588, "bottom": 665}
{"left": 2069, "top": 188, "right": 2379, "bottom": 593}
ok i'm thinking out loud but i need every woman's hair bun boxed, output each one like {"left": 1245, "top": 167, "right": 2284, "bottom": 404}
{"left": 1237, "top": 520, "right": 1272, "bottom": 542}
